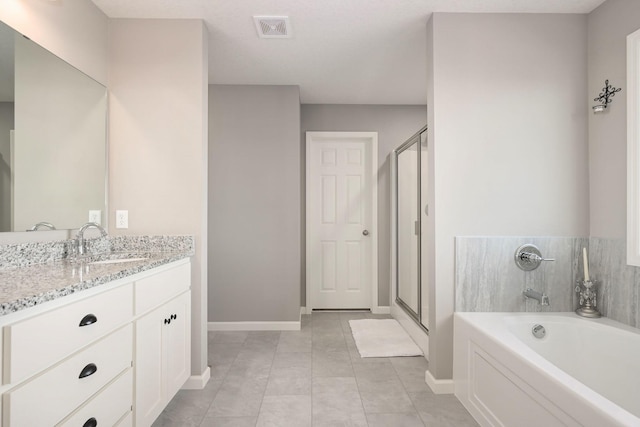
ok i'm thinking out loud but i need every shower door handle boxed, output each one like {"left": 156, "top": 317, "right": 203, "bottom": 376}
{"left": 362, "top": 230, "right": 369, "bottom": 236}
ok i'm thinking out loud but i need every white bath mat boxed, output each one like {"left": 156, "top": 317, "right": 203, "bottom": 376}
{"left": 349, "top": 319, "right": 423, "bottom": 358}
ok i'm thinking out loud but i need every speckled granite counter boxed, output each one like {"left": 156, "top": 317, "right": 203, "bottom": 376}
{"left": 0, "top": 235, "right": 194, "bottom": 316}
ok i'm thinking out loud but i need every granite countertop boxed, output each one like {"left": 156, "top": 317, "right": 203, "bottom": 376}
{"left": 0, "top": 241, "right": 193, "bottom": 316}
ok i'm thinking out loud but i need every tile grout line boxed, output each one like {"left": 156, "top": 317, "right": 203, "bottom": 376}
{"left": 252, "top": 331, "right": 280, "bottom": 427}
{"left": 389, "top": 359, "right": 428, "bottom": 427}
{"left": 200, "top": 331, "right": 252, "bottom": 426}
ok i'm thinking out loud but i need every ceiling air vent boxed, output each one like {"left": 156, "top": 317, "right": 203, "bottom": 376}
{"left": 253, "top": 16, "right": 291, "bottom": 39}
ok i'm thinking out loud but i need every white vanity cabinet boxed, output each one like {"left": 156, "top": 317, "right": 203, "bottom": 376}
{"left": 0, "top": 258, "right": 192, "bottom": 427}
{"left": 2, "top": 283, "right": 135, "bottom": 427}
{"left": 134, "top": 263, "right": 191, "bottom": 427}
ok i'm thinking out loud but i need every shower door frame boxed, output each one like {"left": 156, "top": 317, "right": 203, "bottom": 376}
{"left": 392, "top": 125, "right": 429, "bottom": 333}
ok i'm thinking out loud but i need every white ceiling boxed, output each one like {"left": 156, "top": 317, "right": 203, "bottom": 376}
{"left": 93, "top": 0, "right": 606, "bottom": 105}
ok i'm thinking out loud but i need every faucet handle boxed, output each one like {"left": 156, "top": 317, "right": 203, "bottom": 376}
{"left": 520, "top": 252, "right": 555, "bottom": 263}
{"left": 515, "top": 244, "right": 554, "bottom": 271}
{"left": 67, "top": 238, "right": 79, "bottom": 261}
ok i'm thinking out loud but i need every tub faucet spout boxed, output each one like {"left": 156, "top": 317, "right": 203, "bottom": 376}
{"left": 523, "top": 288, "right": 549, "bottom": 306}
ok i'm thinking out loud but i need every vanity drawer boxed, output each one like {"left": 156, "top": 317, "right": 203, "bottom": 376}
{"left": 135, "top": 263, "right": 190, "bottom": 314}
{"left": 3, "top": 283, "right": 133, "bottom": 384}
{"left": 3, "top": 324, "right": 132, "bottom": 427}
{"left": 57, "top": 368, "right": 132, "bottom": 427}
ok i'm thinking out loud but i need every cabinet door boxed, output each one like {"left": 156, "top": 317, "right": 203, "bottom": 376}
{"left": 163, "top": 291, "right": 191, "bottom": 402}
{"left": 134, "top": 307, "right": 164, "bottom": 427}
{"left": 135, "top": 290, "right": 191, "bottom": 427}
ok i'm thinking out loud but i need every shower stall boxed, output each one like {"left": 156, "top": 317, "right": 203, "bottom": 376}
{"left": 392, "top": 125, "right": 429, "bottom": 333}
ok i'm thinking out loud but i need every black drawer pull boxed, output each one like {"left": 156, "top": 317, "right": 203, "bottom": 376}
{"left": 79, "top": 314, "right": 98, "bottom": 327}
{"left": 83, "top": 417, "right": 97, "bottom": 427}
{"left": 79, "top": 363, "right": 97, "bottom": 379}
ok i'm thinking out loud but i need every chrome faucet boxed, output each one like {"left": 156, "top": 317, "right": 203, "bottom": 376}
{"left": 27, "top": 222, "right": 56, "bottom": 231}
{"left": 75, "top": 222, "right": 108, "bottom": 257}
{"left": 515, "top": 244, "right": 555, "bottom": 271}
{"left": 523, "top": 288, "right": 550, "bottom": 306}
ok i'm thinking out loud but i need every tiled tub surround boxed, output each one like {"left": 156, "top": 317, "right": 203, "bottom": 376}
{"left": 588, "top": 237, "right": 640, "bottom": 328}
{"left": 455, "top": 236, "right": 640, "bottom": 330}
{"left": 0, "top": 235, "right": 194, "bottom": 315}
{"left": 455, "top": 236, "right": 588, "bottom": 313}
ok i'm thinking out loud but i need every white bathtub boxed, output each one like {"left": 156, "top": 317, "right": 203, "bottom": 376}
{"left": 453, "top": 312, "right": 640, "bottom": 427}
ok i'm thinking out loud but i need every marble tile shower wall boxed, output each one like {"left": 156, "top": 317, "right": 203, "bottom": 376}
{"left": 455, "top": 236, "right": 588, "bottom": 313}
{"left": 456, "top": 236, "right": 640, "bottom": 329}
{"left": 588, "top": 237, "right": 640, "bottom": 328}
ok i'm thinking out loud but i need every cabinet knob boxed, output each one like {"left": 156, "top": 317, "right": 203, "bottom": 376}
{"left": 171, "top": 314, "right": 177, "bottom": 320}
{"left": 79, "top": 363, "right": 98, "bottom": 379}
{"left": 164, "top": 318, "right": 171, "bottom": 325}
{"left": 83, "top": 417, "right": 97, "bottom": 427}
{"left": 79, "top": 313, "right": 98, "bottom": 327}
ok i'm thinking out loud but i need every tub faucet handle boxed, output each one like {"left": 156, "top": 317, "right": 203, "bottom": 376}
{"left": 515, "top": 244, "right": 555, "bottom": 271}
{"left": 520, "top": 252, "right": 555, "bottom": 263}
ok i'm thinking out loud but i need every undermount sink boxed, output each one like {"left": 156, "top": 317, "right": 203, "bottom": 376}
{"left": 83, "top": 253, "right": 149, "bottom": 265}
{"left": 89, "top": 257, "right": 148, "bottom": 265}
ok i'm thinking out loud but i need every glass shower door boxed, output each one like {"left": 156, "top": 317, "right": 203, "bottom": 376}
{"left": 395, "top": 125, "right": 428, "bottom": 329}
{"left": 396, "top": 136, "right": 420, "bottom": 320}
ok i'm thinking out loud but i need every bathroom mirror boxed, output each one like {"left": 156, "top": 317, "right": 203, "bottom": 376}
{"left": 0, "top": 20, "right": 107, "bottom": 235}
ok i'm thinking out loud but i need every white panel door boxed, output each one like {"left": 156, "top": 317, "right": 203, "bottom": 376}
{"left": 307, "top": 132, "right": 377, "bottom": 310}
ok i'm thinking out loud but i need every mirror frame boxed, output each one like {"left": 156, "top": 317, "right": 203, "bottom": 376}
{"left": 627, "top": 28, "right": 640, "bottom": 266}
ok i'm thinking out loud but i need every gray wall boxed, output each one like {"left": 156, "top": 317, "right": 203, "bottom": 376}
{"left": 209, "top": 85, "right": 301, "bottom": 322}
{"left": 428, "top": 13, "right": 589, "bottom": 380}
{"left": 301, "top": 104, "right": 427, "bottom": 307}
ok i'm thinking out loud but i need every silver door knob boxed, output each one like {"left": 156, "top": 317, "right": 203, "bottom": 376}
{"left": 362, "top": 230, "right": 369, "bottom": 236}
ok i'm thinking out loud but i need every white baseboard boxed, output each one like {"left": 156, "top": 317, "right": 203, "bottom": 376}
{"left": 182, "top": 367, "right": 211, "bottom": 390}
{"left": 425, "top": 370, "right": 455, "bottom": 394}
{"left": 208, "top": 321, "right": 301, "bottom": 331}
{"left": 300, "top": 306, "right": 390, "bottom": 315}
{"left": 372, "top": 306, "right": 390, "bottom": 314}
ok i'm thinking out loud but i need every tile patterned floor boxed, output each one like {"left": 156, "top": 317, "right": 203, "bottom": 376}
{"left": 153, "top": 312, "right": 479, "bottom": 427}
